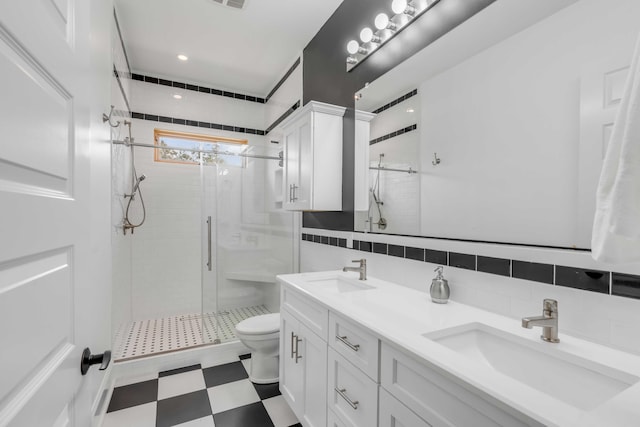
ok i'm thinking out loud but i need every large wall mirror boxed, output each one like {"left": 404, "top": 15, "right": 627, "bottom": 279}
{"left": 354, "top": 0, "right": 640, "bottom": 249}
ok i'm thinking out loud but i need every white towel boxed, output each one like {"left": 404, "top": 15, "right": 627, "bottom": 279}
{"left": 592, "top": 34, "right": 640, "bottom": 263}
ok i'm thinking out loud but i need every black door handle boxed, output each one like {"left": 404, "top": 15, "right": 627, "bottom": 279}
{"left": 81, "top": 347, "right": 111, "bottom": 375}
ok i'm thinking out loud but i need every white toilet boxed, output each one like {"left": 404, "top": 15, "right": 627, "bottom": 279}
{"left": 235, "top": 313, "right": 280, "bottom": 384}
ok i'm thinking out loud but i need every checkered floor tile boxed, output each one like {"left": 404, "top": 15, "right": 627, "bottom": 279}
{"left": 103, "top": 355, "right": 300, "bottom": 427}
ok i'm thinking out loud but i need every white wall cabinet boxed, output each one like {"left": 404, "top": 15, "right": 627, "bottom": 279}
{"left": 280, "top": 101, "right": 346, "bottom": 211}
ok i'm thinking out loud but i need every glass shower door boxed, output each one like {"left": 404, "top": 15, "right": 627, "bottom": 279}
{"left": 201, "top": 144, "right": 294, "bottom": 346}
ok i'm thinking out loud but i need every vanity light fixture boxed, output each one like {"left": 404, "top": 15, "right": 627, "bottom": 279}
{"left": 346, "top": 0, "right": 441, "bottom": 71}
{"left": 177, "top": 54, "right": 189, "bottom": 61}
{"left": 374, "top": 13, "right": 395, "bottom": 31}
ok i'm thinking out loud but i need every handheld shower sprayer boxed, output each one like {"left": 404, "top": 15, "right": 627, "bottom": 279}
{"left": 132, "top": 174, "right": 146, "bottom": 194}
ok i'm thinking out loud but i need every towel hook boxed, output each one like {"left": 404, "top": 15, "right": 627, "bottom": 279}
{"left": 432, "top": 152, "right": 441, "bottom": 166}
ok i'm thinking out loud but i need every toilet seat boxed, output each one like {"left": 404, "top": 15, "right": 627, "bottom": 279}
{"left": 235, "top": 313, "right": 280, "bottom": 335}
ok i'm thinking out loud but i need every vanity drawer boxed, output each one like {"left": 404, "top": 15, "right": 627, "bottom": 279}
{"left": 379, "top": 387, "right": 432, "bottom": 427}
{"left": 381, "top": 343, "right": 538, "bottom": 427}
{"left": 329, "top": 311, "right": 379, "bottom": 381}
{"left": 327, "top": 409, "right": 348, "bottom": 427}
{"left": 328, "top": 347, "right": 378, "bottom": 427}
{"left": 281, "top": 286, "right": 328, "bottom": 340}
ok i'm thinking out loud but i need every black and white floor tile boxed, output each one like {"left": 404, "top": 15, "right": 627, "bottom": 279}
{"left": 103, "top": 355, "right": 300, "bottom": 427}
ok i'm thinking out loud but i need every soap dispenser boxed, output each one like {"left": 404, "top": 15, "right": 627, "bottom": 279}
{"left": 430, "top": 266, "right": 450, "bottom": 304}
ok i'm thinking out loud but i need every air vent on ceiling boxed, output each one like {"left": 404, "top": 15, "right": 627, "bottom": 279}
{"left": 211, "top": 0, "right": 247, "bottom": 10}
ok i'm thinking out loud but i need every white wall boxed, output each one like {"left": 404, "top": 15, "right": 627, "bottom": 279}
{"left": 300, "top": 229, "right": 640, "bottom": 356}
{"left": 265, "top": 58, "right": 302, "bottom": 132}
{"left": 418, "top": 0, "right": 640, "bottom": 247}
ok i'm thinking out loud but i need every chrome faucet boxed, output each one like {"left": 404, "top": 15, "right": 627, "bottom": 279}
{"left": 522, "top": 299, "right": 559, "bottom": 343}
{"left": 343, "top": 259, "right": 367, "bottom": 280}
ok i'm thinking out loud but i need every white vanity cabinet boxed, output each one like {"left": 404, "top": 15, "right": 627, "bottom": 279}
{"left": 280, "top": 287, "right": 329, "bottom": 427}
{"left": 380, "top": 343, "right": 539, "bottom": 427}
{"left": 280, "top": 101, "right": 346, "bottom": 211}
{"left": 379, "top": 388, "right": 432, "bottom": 427}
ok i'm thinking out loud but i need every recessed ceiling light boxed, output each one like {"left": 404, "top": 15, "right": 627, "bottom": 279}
{"left": 406, "top": 108, "right": 414, "bottom": 113}
{"left": 173, "top": 94, "right": 182, "bottom": 99}
{"left": 177, "top": 54, "right": 188, "bottom": 61}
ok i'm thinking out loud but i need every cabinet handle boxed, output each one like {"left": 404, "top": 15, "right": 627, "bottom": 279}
{"left": 335, "top": 388, "right": 359, "bottom": 410}
{"left": 290, "top": 332, "right": 302, "bottom": 362}
{"left": 336, "top": 335, "right": 360, "bottom": 352}
{"left": 294, "top": 335, "right": 302, "bottom": 363}
{"left": 292, "top": 184, "right": 298, "bottom": 202}
{"left": 206, "top": 216, "right": 212, "bottom": 271}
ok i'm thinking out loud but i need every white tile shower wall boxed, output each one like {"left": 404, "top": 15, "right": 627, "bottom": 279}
{"left": 418, "top": 0, "right": 640, "bottom": 248}
{"left": 131, "top": 80, "right": 265, "bottom": 133}
{"left": 366, "top": 97, "right": 421, "bottom": 235}
{"left": 128, "top": 73, "right": 268, "bottom": 318}
{"left": 126, "top": 123, "right": 203, "bottom": 320}
{"left": 300, "top": 228, "right": 640, "bottom": 356}
{"left": 369, "top": 94, "right": 419, "bottom": 142}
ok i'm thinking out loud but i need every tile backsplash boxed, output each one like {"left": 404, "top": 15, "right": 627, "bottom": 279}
{"left": 300, "top": 228, "right": 640, "bottom": 356}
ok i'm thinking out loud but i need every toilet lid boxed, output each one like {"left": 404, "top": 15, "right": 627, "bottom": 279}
{"left": 235, "top": 313, "right": 280, "bottom": 335}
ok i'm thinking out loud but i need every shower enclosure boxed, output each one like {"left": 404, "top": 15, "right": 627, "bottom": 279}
{"left": 111, "top": 134, "right": 293, "bottom": 361}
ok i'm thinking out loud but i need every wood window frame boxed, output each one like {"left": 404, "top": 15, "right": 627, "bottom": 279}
{"left": 153, "top": 128, "right": 248, "bottom": 165}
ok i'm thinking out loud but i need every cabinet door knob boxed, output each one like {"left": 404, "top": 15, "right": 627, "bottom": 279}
{"left": 80, "top": 347, "right": 111, "bottom": 375}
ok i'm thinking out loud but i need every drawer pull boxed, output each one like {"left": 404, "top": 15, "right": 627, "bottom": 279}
{"left": 291, "top": 332, "right": 302, "bottom": 363}
{"left": 335, "top": 387, "right": 359, "bottom": 410}
{"left": 336, "top": 335, "right": 360, "bottom": 352}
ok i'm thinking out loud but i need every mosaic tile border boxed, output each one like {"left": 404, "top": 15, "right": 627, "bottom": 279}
{"left": 131, "top": 111, "right": 266, "bottom": 136}
{"left": 372, "top": 89, "right": 418, "bottom": 114}
{"left": 370, "top": 124, "right": 417, "bottom": 145}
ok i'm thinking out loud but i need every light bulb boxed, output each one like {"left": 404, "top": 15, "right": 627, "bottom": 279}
{"left": 177, "top": 54, "right": 188, "bottom": 61}
{"left": 391, "top": 0, "right": 408, "bottom": 14}
{"left": 347, "top": 40, "right": 360, "bottom": 55}
{"left": 360, "top": 27, "right": 374, "bottom": 43}
{"left": 375, "top": 13, "right": 390, "bottom": 30}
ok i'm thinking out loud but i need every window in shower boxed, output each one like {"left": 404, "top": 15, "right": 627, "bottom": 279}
{"left": 153, "top": 128, "right": 247, "bottom": 167}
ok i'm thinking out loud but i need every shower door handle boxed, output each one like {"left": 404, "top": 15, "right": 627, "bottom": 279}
{"left": 206, "top": 216, "right": 212, "bottom": 271}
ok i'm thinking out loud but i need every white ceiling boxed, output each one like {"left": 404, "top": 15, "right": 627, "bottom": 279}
{"left": 114, "top": 0, "right": 343, "bottom": 95}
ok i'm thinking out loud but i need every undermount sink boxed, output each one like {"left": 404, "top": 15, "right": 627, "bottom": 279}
{"left": 306, "top": 275, "right": 375, "bottom": 293}
{"left": 424, "top": 323, "right": 638, "bottom": 410}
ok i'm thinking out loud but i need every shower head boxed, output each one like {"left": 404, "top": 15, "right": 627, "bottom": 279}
{"left": 132, "top": 174, "right": 146, "bottom": 193}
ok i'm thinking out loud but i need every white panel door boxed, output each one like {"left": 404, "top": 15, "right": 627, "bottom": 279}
{"left": 578, "top": 53, "right": 631, "bottom": 248}
{"left": 0, "top": 0, "right": 110, "bottom": 426}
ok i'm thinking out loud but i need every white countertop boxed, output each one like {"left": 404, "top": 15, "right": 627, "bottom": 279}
{"left": 277, "top": 271, "right": 640, "bottom": 427}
